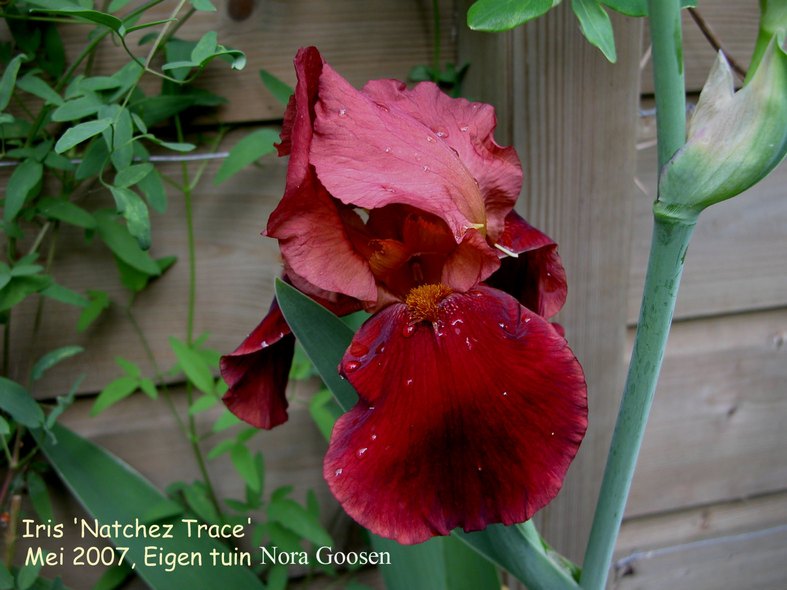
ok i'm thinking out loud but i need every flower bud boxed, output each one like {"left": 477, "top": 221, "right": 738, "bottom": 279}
{"left": 658, "top": 40, "right": 787, "bottom": 211}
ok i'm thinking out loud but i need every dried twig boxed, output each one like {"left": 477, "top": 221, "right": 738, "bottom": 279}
{"left": 687, "top": 7, "right": 748, "bottom": 81}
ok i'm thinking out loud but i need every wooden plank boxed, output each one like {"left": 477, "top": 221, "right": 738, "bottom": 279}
{"left": 624, "top": 308, "right": 787, "bottom": 518}
{"left": 460, "top": 0, "right": 643, "bottom": 563}
{"left": 0, "top": 0, "right": 456, "bottom": 124}
{"left": 3, "top": 128, "right": 286, "bottom": 399}
{"left": 610, "top": 524, "right": 787, "bottom": 590}
{"left": 629, "top": 142, "right": 787, "bottom": 324}
{"left": 641, "top": 0, "right": 759, "bottom": 94}
{"left": 617, "top": 490, "right": 787, "bottom": 558}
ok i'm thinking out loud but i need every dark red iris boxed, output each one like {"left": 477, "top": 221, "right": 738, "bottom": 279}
{"left": 220, "top": 47, "right": 587, "bottom": 544}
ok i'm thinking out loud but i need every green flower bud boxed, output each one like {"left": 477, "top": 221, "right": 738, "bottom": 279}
{"left": 658, "top": 40, "right": 787, "bottom": 213}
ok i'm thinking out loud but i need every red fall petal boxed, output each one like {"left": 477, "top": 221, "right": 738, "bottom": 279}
{"left": 324, "top": 285, "right": 587, "bottom": 544}
{"left": 220, "top": 299, "right": 294, "bottom": 430}
{"left": 488, "top": 211, "right": 568, "bottom": 319}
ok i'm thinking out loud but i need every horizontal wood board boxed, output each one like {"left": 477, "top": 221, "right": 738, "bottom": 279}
{"left": 0, "top": 0, "right": 456, "bottom": 124}
{"left": 624, "top": 307, "right": 787, "bottom": 518}
{"left": 617, "top": 490, "right": 787, "bottom": 558}
{"left": 610, "top": 524, "right": 787, "bottom": 590}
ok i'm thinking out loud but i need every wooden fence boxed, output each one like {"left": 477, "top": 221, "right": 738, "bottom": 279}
{"left": 3, "top": 0, "right": 786, "bottom": 588}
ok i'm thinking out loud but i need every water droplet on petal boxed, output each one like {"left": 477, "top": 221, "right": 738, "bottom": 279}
{"left": 465, "top": 337, "right": 473, "bottom": 350}
{"left": 435, "top": 129, "right": 448, "bottom": 138}
{"left": 371, "top": 434, "right": 378, "bottom": 441}
{"left": 375, "top": 344, "right": 386, "bottom": 354}
{"left": 350, "top": 342, "right": 369, "bottom": 357}
{"left": 260, "top": 340, "right": 270, "bottom": 349}
{"left": 334, "top": 468, "right": 343, "bottom": 477}
{"left": 426, "top": 135, "right": 435, "bottom": 143}
{"left": 384, "top": 146, "right": 391, "bottom": 153}
{"left": 451, "top": 318, "right": 464, "bottom": 326}
{"left": 368, "top": 405, "right": 376, "bottom": 411}
{"left": 477, "top": 465, "right": 483, "bottom": 472}
{"left": 502, "top": 391, "right": 508, "bottom": 397}
{"left": 402, "top": 324, "right": 416, "bottom": 337}
{"left": 406, "top": 378, "right": 414, "bottom": 387}
{"left": 422, "top": 165, "right": 430, "bottom": 172}
{"left": 454, "top": 327, "right": 461, "bottom": 335}
{"left": 356, "top": 447, "right": 368, "bottom": 458}
{"left": 460, "top": 126, "right": 469, "bottom": 132}
{"left": 338, "top": 107, "right": 347, "bottom": 116}
{"left": 344, "top": 360, "right": 361, "bottom": 373}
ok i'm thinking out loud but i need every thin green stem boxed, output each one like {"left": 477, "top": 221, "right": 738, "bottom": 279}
{"left": 648, "top": 0, "right": 687, "bottom": 169}
{"left": 581, "top": 213, "right": 696, "bottom": 590}
{"left": 581, "top": 3, "right": 690, "bottom": 588}
{"left": 174, "top": 115, "right": 224, "bottom": 520}
{"left": 176, "top": 116, "right": 197, "bottom": 345}
{"left": 2, "top": 317, "right": 10, "bottom": 378}
{"left": 124, "top": 301, "right": 188, "bottom": 439}
{"left": 121, "top": 0, "right": 189, "bottom": 109}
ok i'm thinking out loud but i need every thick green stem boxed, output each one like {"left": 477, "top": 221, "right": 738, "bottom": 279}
{"left": 581, "top": 211, "right": 696, "bottom": 590}
{"left": 648, "top": 0, "right": 687, "bottom": 168}
{"left": 580, "top": 3, "right": 689, "bottom": 587}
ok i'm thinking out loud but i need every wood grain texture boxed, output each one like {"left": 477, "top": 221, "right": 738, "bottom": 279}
{"left": 616, "top": 490, "right": 787, "bottom": 558}
{"left": 641, "top": 0, "right": 760, "bottom": 94}
{"left": 460, "top": 0, "right": 643, "bottom": 562}
{"left": 610, "top": 524, "right": 787, "bottom": 590}
{"left": 625, "top": 308, "right": 787, "bottom": 518}
{"left": 3, "top": 129, "right": 286, "bottom": 399}
{"left": 630, "top": 142, "right": 787, "bottom": 324}
{"left": 8, "top": 0, "right": 456, "bottom": 124}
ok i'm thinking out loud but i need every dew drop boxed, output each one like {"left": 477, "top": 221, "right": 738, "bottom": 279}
{"left": 502, "top": 391, "right": 508, "bottom": 397}
{"left": 384, "top": 146, "right": 391, "bottom": 153}
{"left": 498, "top": 322, "right": 508, "bottom": 330}
{"left": 460, "top": 126, "right": 469, "bottom": 132}
{"left": 406, "top": 378, "right": 414, "bottom": 387}
{"left": 376, "top": 344, "right": 386, "bottom": 354}
{"left": 422, "top": 165, "right": 430, "bottom": 172}
{"left": 338, "top": 107, "right": 347, "bottom": 116}
{"left": 368, "top": 405, "right": 376, "bottom": 411}
{"left": 344, "top": 360, "right": 361, "bottom": 373}
{"left": 426, "top": 135, "right": 435, "bottom": 143}
{"left": 435, "top": 129, "right": 448, "bottom": 138}
{"left": 465, "top": 337, "right": 473, "bottom": 350}
{"left": 454, "top": 327, "right": 461, "bottom": 336}
{"left": 551, "top": 431, "right": 555, "bottom": 436}
{"left": 260, "top": 340, "right": 270, "bottom": 349}
{"left": 350, "top": 342, "right": 369, "bottom": 357}
{"left": 477, "top": 466, "right": 483, "bottom": 472}
{"left": 376, "top": 103, "right": 389, "bottom": 112}
{"left": 334, "top": 468, "right": 343, "bottom": 477}
{"left": 451, "top": 318, "right": 464, "bottom": 326}
{"left": 524, "top": 317, "right": 532, "bottom": 324}
{"left": 356, "top": 447, "right": 368, "bottom": 458}
{"left": 371, "top": 434, "right": 378, "bottom": 441}
{"left": 402, "top": 324, "right": 416, "bottom": 337}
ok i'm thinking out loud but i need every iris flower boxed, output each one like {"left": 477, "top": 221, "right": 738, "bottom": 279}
{"left": 221, "top": 47, "right": 587, "bottom": 545}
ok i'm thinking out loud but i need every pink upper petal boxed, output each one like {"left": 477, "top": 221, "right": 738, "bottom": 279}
{"left": 363, "top": 80, "right": 523, "bottom": 240}
{"left": 324, "top": 285, "right": 587, "bottom": 544}
{"left": 487, "top": 211, "right": 568, "bottom": 319}
{"left": 220, "top": 299, "right": 294, "bottom": 430}
{"left": 266, "top": 48, "right": 378, "bottom": 302}
{"left": 311, "top": 64, "right": 488, "bottom": 243}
